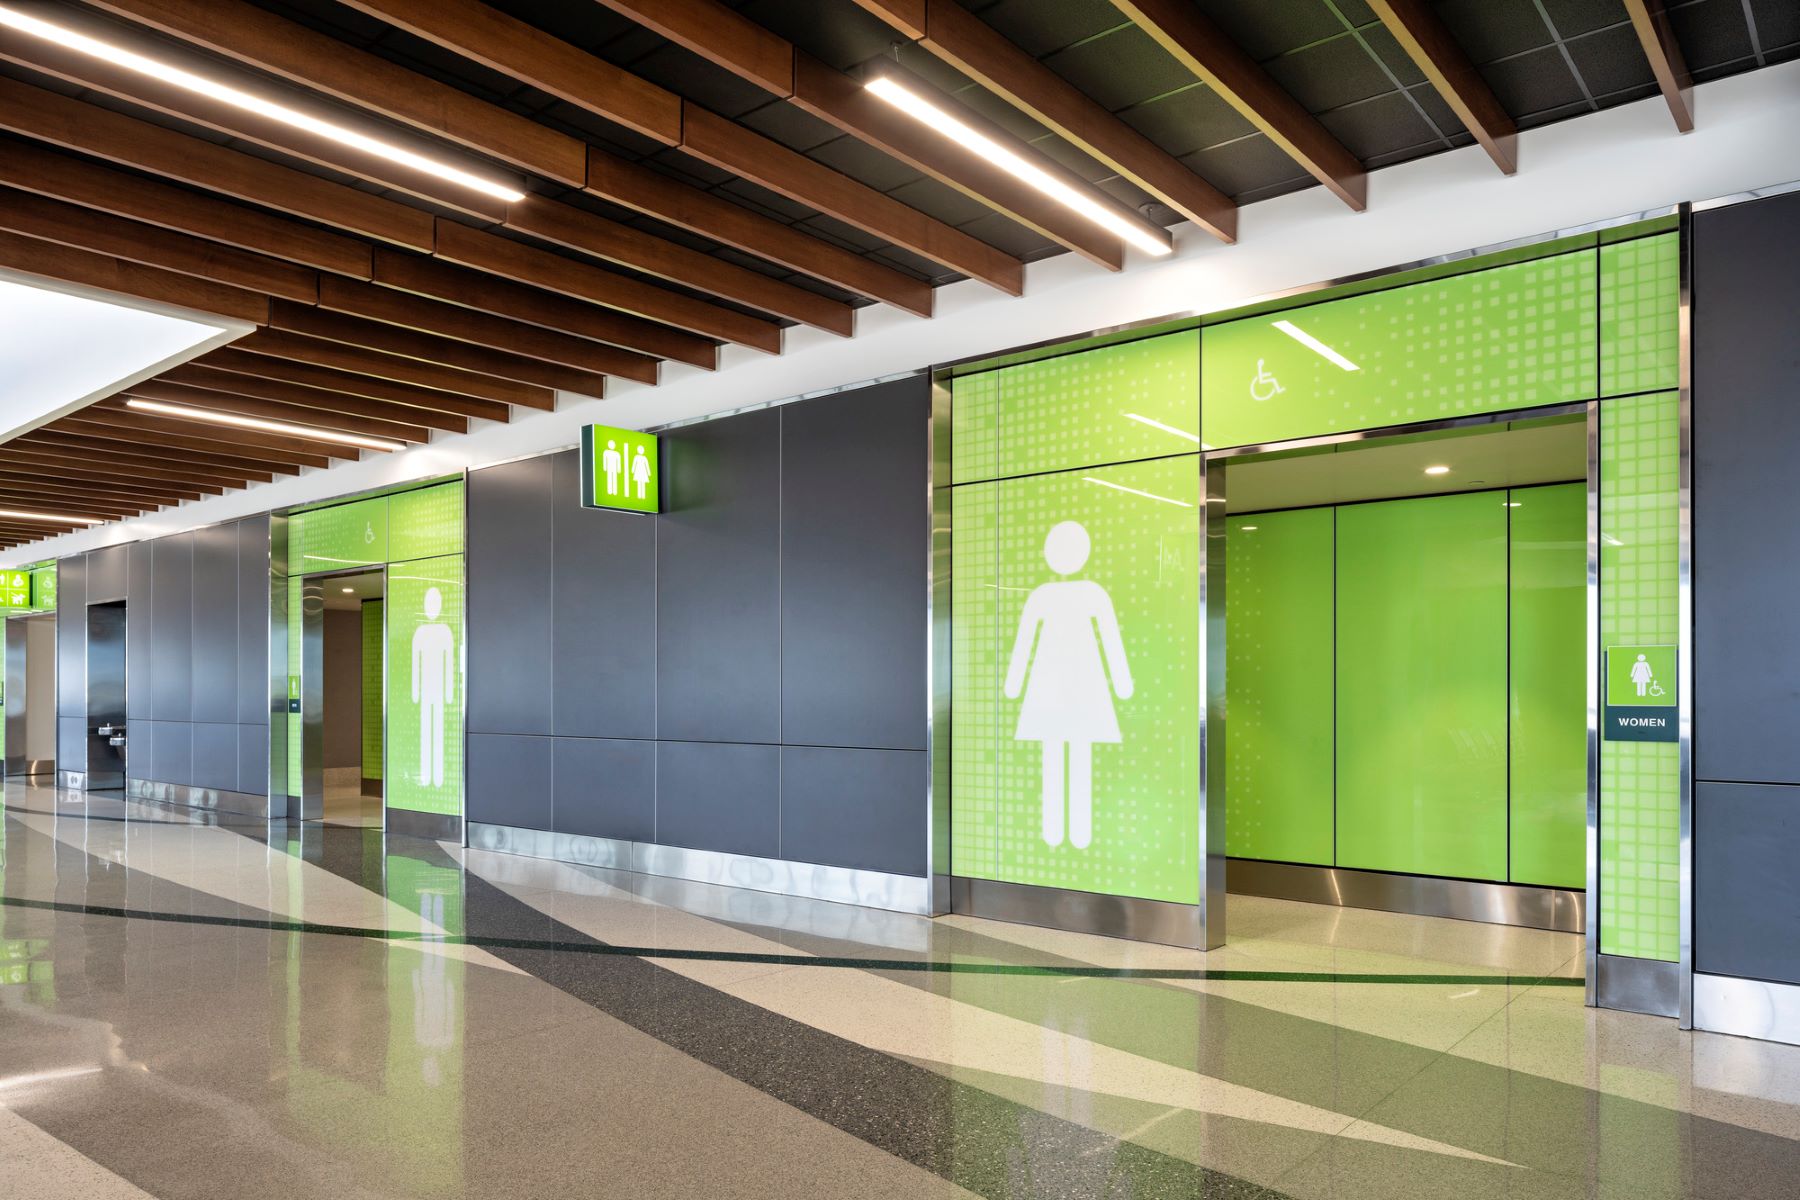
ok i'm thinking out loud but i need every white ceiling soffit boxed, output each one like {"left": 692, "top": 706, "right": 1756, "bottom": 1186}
{"left": 0, "top": 270, "right": 248, "bottom": 444}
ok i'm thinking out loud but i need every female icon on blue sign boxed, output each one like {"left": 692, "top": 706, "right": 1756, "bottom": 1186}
{"left": 1004, "top": 521, "right": 1133, "bottom": 850}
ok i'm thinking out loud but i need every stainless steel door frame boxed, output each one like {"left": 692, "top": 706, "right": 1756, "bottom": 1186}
{"left": 84, "top": 601, "right": 127, "bottom": 790}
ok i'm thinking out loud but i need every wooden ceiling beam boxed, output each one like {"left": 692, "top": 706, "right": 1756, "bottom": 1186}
{"left": 1112, "top": 0, "right": 1368, "bottom": 210}
{"left": 595, "top": 0, "right": 793, "bottom": 96}
{"left": 337, "top": 0, "right": 1015, "bottom": 296}
{"left": 0, "top": 448, "right": 232, "bottom": 491}
{"left": 358, "top": 256, "right": 701, "bottom": 373}
{"left": 1368, "top": 0, "right": 1517, "bottom": 173}
{"left": 505, "top": 201, "right": 852, "bottom": 336}
{"left": 0, "top": 138, "right": 373, "bottom": 279}
{"left": 7, "top": 438, "right": 266, "bottom": 486}
{"left": 0, "top": 77, "right": 434, "bottom": 251}
{"left": 1623, "top": 0, "right": 1694, "bottom": 132}
{"left": 0, "top": 466, "right": 198, "bottom": 504}
{"left": 83, "top": 0, "right": 590, "bottom": 184}
{"left": 586, "top": 147, "right": 931, "bottom": 317}
{"left": 22, "top": 429, "right": 288, "bottom": 479}
{"left": 0, "top": 486, "right": 144, "bottom": 519}
{"left": 854, "top": 0, "right": 1235, "bottom": 242}
{"left": 0, "top": 23, "right": 513, "bottom": 222}
{"left": 680, "top": 104, "right": 1022, "bottom": 295}
{"left": 234, "top": 328, "right": 552, "bottom": 411}
{"left": 0, "top": 227, "right": 266, "bottom": 325}
{"left": 431, "top": 221, "right": 779, "bottom": 353}
{"left": 266, "top": 302, "right": 609, "bottom": 400}
{"left": 0, "top": 186, "right": 318, "bottom": 303}
{"left": 64, "top": 411, "right": 331, "bottom": 470}
{"left": 154, "top": 369, "right": 448, "bottom": 439}
{"left": 199, "top": 346, "right": 512, "bottom": 423}
{"left": 79, "top": 404, "right": 357, "bottom": 461}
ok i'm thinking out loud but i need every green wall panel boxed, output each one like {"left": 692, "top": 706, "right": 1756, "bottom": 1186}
{"left": 1508, "top": 482, "right": 1588, "bottom": 887}
{"left": 385, "top": 556, "right": 463, "bottom": 816}
{"left": 1224, "top": 508, "right": 1335, "bottom": 865}
{"left": 292, "top": 496, "right": 387, "bottom": 574}
{"left": 361, "top": 599, "right": 384, "bottom": 783}
{"left": 389, "top": 481, "right": 464, "bottom": 562}
{"left": 1600, "top": 233, "right": 1680, "bottom": 399}
{"left": 1202, "top": 250, "right": 1599, "bottom": 450}
{"left": 950, "top": 457, "right": 1199, "bottom": 903}
{"left": 1600, "top": 392, "right": 1680, "bottom": 960}
{"left": 1336, "top": 491, "right": 1509, "bottom": 881}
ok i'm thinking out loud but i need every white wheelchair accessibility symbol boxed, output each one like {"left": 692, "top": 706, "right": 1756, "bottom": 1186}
{"left": 1250, "top": 358, "right": 1284, "bottom": 402}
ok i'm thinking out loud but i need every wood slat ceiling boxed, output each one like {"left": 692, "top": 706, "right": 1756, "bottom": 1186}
{"left": 0, "top": 0, "right": 1786, "bottom": 551}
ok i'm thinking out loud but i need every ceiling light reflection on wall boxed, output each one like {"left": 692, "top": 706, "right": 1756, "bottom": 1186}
{"left": 1424, "top": 465, "right": 1451, "bottom": 476}
{"left": 125, "top": 398, "right": 404, "bottom": 452}
{"left": 865, "top": 74, "right": 1172, "bottom": 258}
{"left": 1123, "top": 412, "right": 1202, "bottom": 443}
{"left": 1271, "top": 320, "right": 1360, "bottom": 371}
{"left": 0, "top": 5, "right": 526, "bottom": 202}
{"left": 1081, "top": 476, "right": 1193, "bottom": 507}
{"left": 0, "top": 508, "right": 102, "bottom": 526}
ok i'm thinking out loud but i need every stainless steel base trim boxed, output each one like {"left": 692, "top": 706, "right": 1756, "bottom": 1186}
{"left": 1693, "top": 974, "right": 1800, "bottom": 1046}
{"left": 950, "top": 877, "right": 1201, "bottom": 948}
{"left": 467, "top": 823, "right": 933, "bottom": 915}
{"left": 386, "top": 808, "right": 462, "bottom": 841}
{"left": 4, "top": 758, "right": 55, "bottom": 778}
{"left": 1596, "top": 953, "right": 1679, "bottom": 1017}
{"left": 127, "top": 779, "right": 275, "bottom": 818}
{"left": 1228, "top": 859, "right": 1587, "bottom": 934}
{"left": 56, "top": 770, "right": 85, "bottom": 791}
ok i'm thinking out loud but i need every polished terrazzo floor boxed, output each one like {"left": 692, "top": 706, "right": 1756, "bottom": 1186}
{"left": 1, "top": 780, "right": 1797, "bottom": 1199}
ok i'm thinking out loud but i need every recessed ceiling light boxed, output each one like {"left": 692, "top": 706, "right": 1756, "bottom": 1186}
{"left": 0, "top": 4, "right": 526, "bottom": 203}
{"left": 1424, "top": 465, "right": 1451, "bottom": 476}
{"left": 1239, "top": 525, "right": 1258, "bottom": 531}
{"left": 0, "top": 508, "right": 102, "bottom": 526}
{"left": 865, "top": 73, "right": 1172, "bottom": 258}
{"left": 342, "top": 586, "right": 355, "bottom": 593}
{"left": 1272, "top": 320, "right": 1360, "bottom": 371}
{"left": 125, "top": 398, "right": 404, "bottom": 452}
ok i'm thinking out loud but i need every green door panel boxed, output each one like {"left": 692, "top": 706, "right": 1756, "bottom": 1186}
{"left": 1336, "top": 491, "right": 1509, "bottom": 881}
{"left": 1508, "top": 483, "right": 1588, "bottom": 887}
{"left": 1225, "top": 508, "right": 1335, "bottom": 865}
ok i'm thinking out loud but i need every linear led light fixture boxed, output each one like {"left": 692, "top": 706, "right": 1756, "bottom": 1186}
{"left": 0, "top": 5, "right": 526, "bottom": 202}
{"left": 1271, "top": 320, "right": 1359, "bottom": 371}
{"left": 0, "top": 508, "right": 102, "bottom": 526}
{"left": 125, "top": 398, "right": 404, "bottom": 452}
{"left": 865, "top": 74, "right": 1172, "bottom": 258}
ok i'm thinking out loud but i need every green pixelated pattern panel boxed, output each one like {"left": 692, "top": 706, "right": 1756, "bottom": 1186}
{"left": 1600, "top": 392, "right": 1680, "bottom": 961}
{"left": 389, "top": 481, "right": 464, "bottom": 562}
{"left": 292, "top": 496, "right": 387, "bottom": 574}
{"left": 1600, "top": 234, "right": 1679, "bottom": 399}
{"left": 385, "top": 556, "right": 463, "bottom": 816}
{"left": 1203, "top": 250, "right": 1599, "bottom": 450}
{"left": 952, "top": 332, "right": 1199, "bottom": 485}
{"left": 361, "top": 599, "right": 384, "bottom": 782}
{"left": 951, "top": 457, "right": 1199, "bottom": 903}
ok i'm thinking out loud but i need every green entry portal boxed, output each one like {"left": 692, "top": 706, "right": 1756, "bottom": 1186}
{"left": 940, "top": 217, "right": 1686, "bottom": 1011}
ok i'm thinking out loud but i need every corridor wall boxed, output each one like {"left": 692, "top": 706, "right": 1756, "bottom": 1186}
{"left": 464, "top": 376, "right": 930, "bottom": 881}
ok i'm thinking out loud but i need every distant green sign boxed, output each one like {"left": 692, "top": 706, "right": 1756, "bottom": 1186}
{"left": 0, "top": 570, "right": 32, "bottom": 611}
{"left": 581, "top": 424, "right": 660, "bottom": 514}
{"left": 1605, "top": 644, "right": 1676, "bottom": 742}
{"left": 30, "top": 566, "right": 54, "bottom": 611}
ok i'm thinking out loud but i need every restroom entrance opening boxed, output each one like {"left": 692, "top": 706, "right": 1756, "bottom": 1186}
{"left": 1213, "top": 410, "right": 1590, "bottom": 934}
{"left": 303, "top": 570, "right": 384, "bottom": 827}
{"left": 4, "top": 612, "right": 56, "bottom": 781}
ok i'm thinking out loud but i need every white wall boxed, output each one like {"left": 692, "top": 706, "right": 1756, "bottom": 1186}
{"left": 9, "top": 59, "right": 1800, "bottom": 567}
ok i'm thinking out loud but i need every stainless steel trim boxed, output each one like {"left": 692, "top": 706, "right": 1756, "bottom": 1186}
{"left": 1205, "top": 402, "right": 1591, "bottom": 463}
{"left": 268, "top": 513, "right": 289, "bottom": 821}
{"left": 1199, "top": 449, "right": 1226, "bottom": 948}
{"left": 649, "top": 369, "right": 926, "bottom": 433}
{"left": 1586, "top": 400, "right": 1602, "bottom": 1006}
{"left": 1689, "top": 177, "right": 1800, "bottom": 213}
{"left": 928, "top": 375, "right": 951, "bottom": 915}
{"left": 387, "top": 807, "right": 461, "bottom": 841}
{"left": 467, "top": 822, "right": 934, "bottom": 915}
{"left": 1676, "top": 204, "right": 1696, "bottom": 1029}
{"left": 1228, "top": 859, "right": 1587, "bottom": 933}
{"left": 1693, "top": 974, "right": 1800, "bottom": 1046}
{"left": 950, "top": 877, "right": 1200, "bottom": 947}
{"left": 298, "top": 577, "right": 324, "bottom": 821}
{"left": 127, "top": 778, "right": 274, "bottom": 818}
{"left": 1596, "top": 952, "right": 1679, "bottom": 1017}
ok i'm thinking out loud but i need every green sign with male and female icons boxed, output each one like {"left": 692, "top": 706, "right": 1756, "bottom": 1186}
{"left": 581, "top": 424, "right": 660, "bottom": 514}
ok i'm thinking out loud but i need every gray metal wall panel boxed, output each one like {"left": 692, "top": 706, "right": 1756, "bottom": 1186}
{"left": 191, "top": 722, "right": 237, "bottom": 791}
{"left": 657, "top": 409, "right": 781, "bottom": 744}
{"left": 466, "top": 732, "right": 553, "bottom": 830}
{"left": 236, "top": 517, "right": 270, "bottom": 726}
{"left": 56, "top": 556, "right": 84, "bottom": 718}
{"left": 126, "top": 719, "right": 152, "bottom": 784}
{"left": 1696, "top": 781, "right": 1800, "bottom": 984}
{"left": 127, "top": 540, "right": 154, "bottom": 721}
{"left": 779, "top": 380, "right": 929, "bottom": 751}
{"left": 551, "top": 450, "right": 657, "bottom": 740}
{"left": 552, "top": 737, "right": 655, "bottom": 842}
{"left": 467, "top": 457, "right": 555, "bottom": 735}
{"left": 655, "top": 741, "right": 779, "bottom": 857}
{"left": 86, "top": 544, "right": 127, "bottom": 604}
{"left": 150, "top": 533, "right": 193, "bottom": 722}
{"left": 779, "top": 746, "right": 928, "bottom": 876}
{"left": 57, "top": 715, "right": 86, "bottom": 773}
{"left": 149, "top": 719, "right": 191, "bottom": 787}
{"left": 190, "top": 523, "right": 239, "bottom": 724}
{"left": 238, "top": 722, "right": 268, "bottom": 796}
{"left": 1695, "top": 192, "right": 1800, "bottom": 785}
